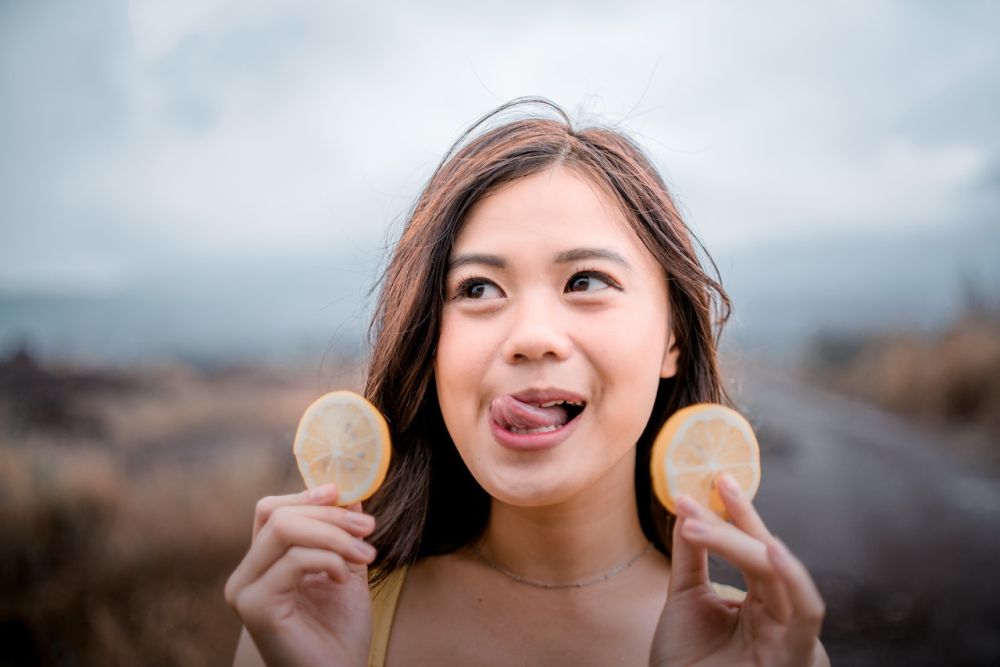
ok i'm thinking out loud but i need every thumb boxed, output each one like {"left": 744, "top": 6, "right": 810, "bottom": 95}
{"left": 668, "top": 516, "right": 709, "bottom": 596}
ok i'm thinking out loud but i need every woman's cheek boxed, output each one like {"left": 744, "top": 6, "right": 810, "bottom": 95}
{"left": 593, "top": 326, "right": 664, "bottom": 421}
{"left": 435, "top": 322, "right": 490, "bottom": 443}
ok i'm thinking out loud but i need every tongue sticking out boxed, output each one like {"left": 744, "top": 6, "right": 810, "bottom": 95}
{"left": 491, "top": 395, "right": 570, "bottom": 431}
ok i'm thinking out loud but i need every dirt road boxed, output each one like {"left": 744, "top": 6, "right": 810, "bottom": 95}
{"left": 728, "top": 363, "right": 1000, "bottom": 666}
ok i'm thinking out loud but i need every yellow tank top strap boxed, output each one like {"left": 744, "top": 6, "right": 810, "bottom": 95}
{"left": 368, "top": 566, "right": 409, "bottom": 667}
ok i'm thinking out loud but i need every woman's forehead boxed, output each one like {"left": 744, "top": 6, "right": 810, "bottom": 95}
{"left": 451, "top": 166, "right": 649, "bottom": 259}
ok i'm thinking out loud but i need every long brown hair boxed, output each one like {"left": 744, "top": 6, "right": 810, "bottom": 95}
{"left": 363, "top": 98, "right": 731, "bottom": 585}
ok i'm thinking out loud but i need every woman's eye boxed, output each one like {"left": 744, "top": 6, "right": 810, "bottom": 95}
{"left": 566, "top": 272, "right": 614, "bottom": 293}
{"left": 457, "top": 278, "right": 503, "bottom": 300}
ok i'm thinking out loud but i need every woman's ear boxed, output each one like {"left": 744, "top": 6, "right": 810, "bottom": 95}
{"left": 660, "top": 331, "right": 679, "bottom": 379}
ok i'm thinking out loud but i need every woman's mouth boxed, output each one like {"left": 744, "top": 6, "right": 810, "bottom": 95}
{"left": 489, "top": 392, "right": 586, "bottom": 450}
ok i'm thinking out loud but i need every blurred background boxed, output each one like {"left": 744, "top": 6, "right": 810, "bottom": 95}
{"left": 1, "top": 0, "right": 998, "bottom": 665}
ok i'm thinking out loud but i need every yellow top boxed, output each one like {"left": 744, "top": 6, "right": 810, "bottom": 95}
{"left": 367, "top": 565, "right": 746, "bottom": 667}
{"left": 369, "top": 567, "right": 408, "bottom": 667}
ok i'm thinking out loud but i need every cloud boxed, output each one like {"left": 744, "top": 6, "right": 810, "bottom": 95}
{"left": 1, "top": 0, "right": 998, "bottom": 299}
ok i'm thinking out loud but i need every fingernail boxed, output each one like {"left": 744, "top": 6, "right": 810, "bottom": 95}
{"left": 684, "top": 519, "right": 706, "bottom": 536}
{"left": 676, "top": 495, "right": 703, "bottom": 517}
{"left": 769, "top": 538, "right": 789, "bottom": 563}
{"left": 354, "top": 540, "right": 376, "bottom": 560}
{"left": 350, "top": 513, "right": 375, "bottom": 530}
{"left": 718, "top": 474, "right": 740, "bottom": 497}
{"left": 308, "top": 484, "right": 335, "bottom": 501}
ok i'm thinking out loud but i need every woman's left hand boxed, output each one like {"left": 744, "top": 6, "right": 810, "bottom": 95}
{"left": 649, "top": 473, "right": 830, "bottom": 667}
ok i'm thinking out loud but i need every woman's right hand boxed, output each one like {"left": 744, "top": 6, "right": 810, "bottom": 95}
{"left": 224, "top": 484, "right": 377, "bottom": 667}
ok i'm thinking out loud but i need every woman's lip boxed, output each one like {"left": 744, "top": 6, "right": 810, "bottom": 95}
{"left": 489, "top": 410, "right": 583, "bottom": 451}
{"left": 508, "top": 388, "right": 587, "bottom": 405}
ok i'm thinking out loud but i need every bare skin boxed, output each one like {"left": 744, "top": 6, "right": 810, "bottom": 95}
{"left": 388, "top": 548, "right": 671, "bottom": 666}
{"left": 386, "top": 447, "right": 672, "bottom": 666}
{"left": 385, "top": 461, "right": 830, "bottom": 667}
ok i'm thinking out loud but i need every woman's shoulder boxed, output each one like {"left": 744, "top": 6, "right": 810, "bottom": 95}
{"left": 370, "top": 564, "right": 409, "bottom": 598}
{"left": 368, "top": 557, "right": 466, "bottom": 667}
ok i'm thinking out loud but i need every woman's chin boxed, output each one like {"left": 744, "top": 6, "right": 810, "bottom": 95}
{"left": 479, "top": 470, "right": 586, "bottom": 508}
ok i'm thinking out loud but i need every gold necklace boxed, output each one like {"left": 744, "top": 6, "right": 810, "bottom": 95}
{"left": 471, "top": 541, "right": 654, "bottom": 589}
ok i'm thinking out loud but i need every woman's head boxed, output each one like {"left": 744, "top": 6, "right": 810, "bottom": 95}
{"left": 435, "top": 164, "right": 678, "bottom": 511}
{"left": 364, "top": 98, "right": 731, "bottom": 579}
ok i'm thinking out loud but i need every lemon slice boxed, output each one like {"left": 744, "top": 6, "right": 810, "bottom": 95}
{"left": 292, "top": 391, "right": 391, "bottom": 506}
{"left": 650, "top": 403, "right": 761, "bottom": 519}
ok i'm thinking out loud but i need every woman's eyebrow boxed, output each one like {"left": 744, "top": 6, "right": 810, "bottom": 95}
{"left": 448, "top": 253, "right": 506, "bottom": 271}
{"left": 554, "top": 247, "right": 632, "bottom": 270}
{"left": 447, "top": 248, "right": 631, "bottom": 271}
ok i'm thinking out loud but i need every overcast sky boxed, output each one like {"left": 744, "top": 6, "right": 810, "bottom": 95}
{"left": 1, "top": 0, "right": 998, "bottom": 358}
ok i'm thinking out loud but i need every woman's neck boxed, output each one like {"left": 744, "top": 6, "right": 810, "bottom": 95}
{"left": 475, "top": 449, "right": 650, "bottom": 586}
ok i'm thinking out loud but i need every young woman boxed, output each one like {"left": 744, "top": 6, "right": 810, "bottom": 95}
{"left": 225, "top": 98, "right": 829, "bottom": 666}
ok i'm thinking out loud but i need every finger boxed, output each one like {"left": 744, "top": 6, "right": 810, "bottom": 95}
{"left": 229, "top": 513, "right": 376, "bottom": 595}
{"left": 717, "top": 473, "right": 771, "bottom": 542}
{"left": 235, "top": 546, "right": 353, "bottom": 622}
{"left": 253, "top": 484, "right": 341, "bottom": 536}
{"left": 264, "top": 510, "right": 376, "bottom": 562}
{"left": 676, "top": 495, "right": 771, "bottom": 577}
{"left": 768, "top": 539, "right": 826, "bottom": 657}
{"left": 678, "top": 496, "right": 791, "bottom": 622}
{"left": 667, "top": 516, "right": 710, "bottom": 595}
{"left": 268, "top": 505, "right": 376, "bottom": 538}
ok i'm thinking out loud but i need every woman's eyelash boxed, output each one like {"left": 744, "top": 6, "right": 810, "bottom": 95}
{"left": 451, "top": 276, "right": 499, "bottom": 300}
{"left": 568, "top": 268, "right": 622, "bottom": 291}
{"left": 449, "top": 268, "right": 621, "bottom": 300}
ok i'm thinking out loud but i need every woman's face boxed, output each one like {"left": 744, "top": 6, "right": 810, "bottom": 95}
{"left": 434, "top": 166, "right": 678, "bottom": 507}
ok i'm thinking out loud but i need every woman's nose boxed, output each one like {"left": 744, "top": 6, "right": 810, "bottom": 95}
{"left": 500, "top": 292, "right": 573, "bottom": 364}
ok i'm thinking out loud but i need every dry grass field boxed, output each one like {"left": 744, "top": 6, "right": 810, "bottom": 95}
{"left": 0, "top": 349, "right": 361, "bottom": 666}
{"left": 805, "top": 307, "right": 1000, "bottom": 466}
